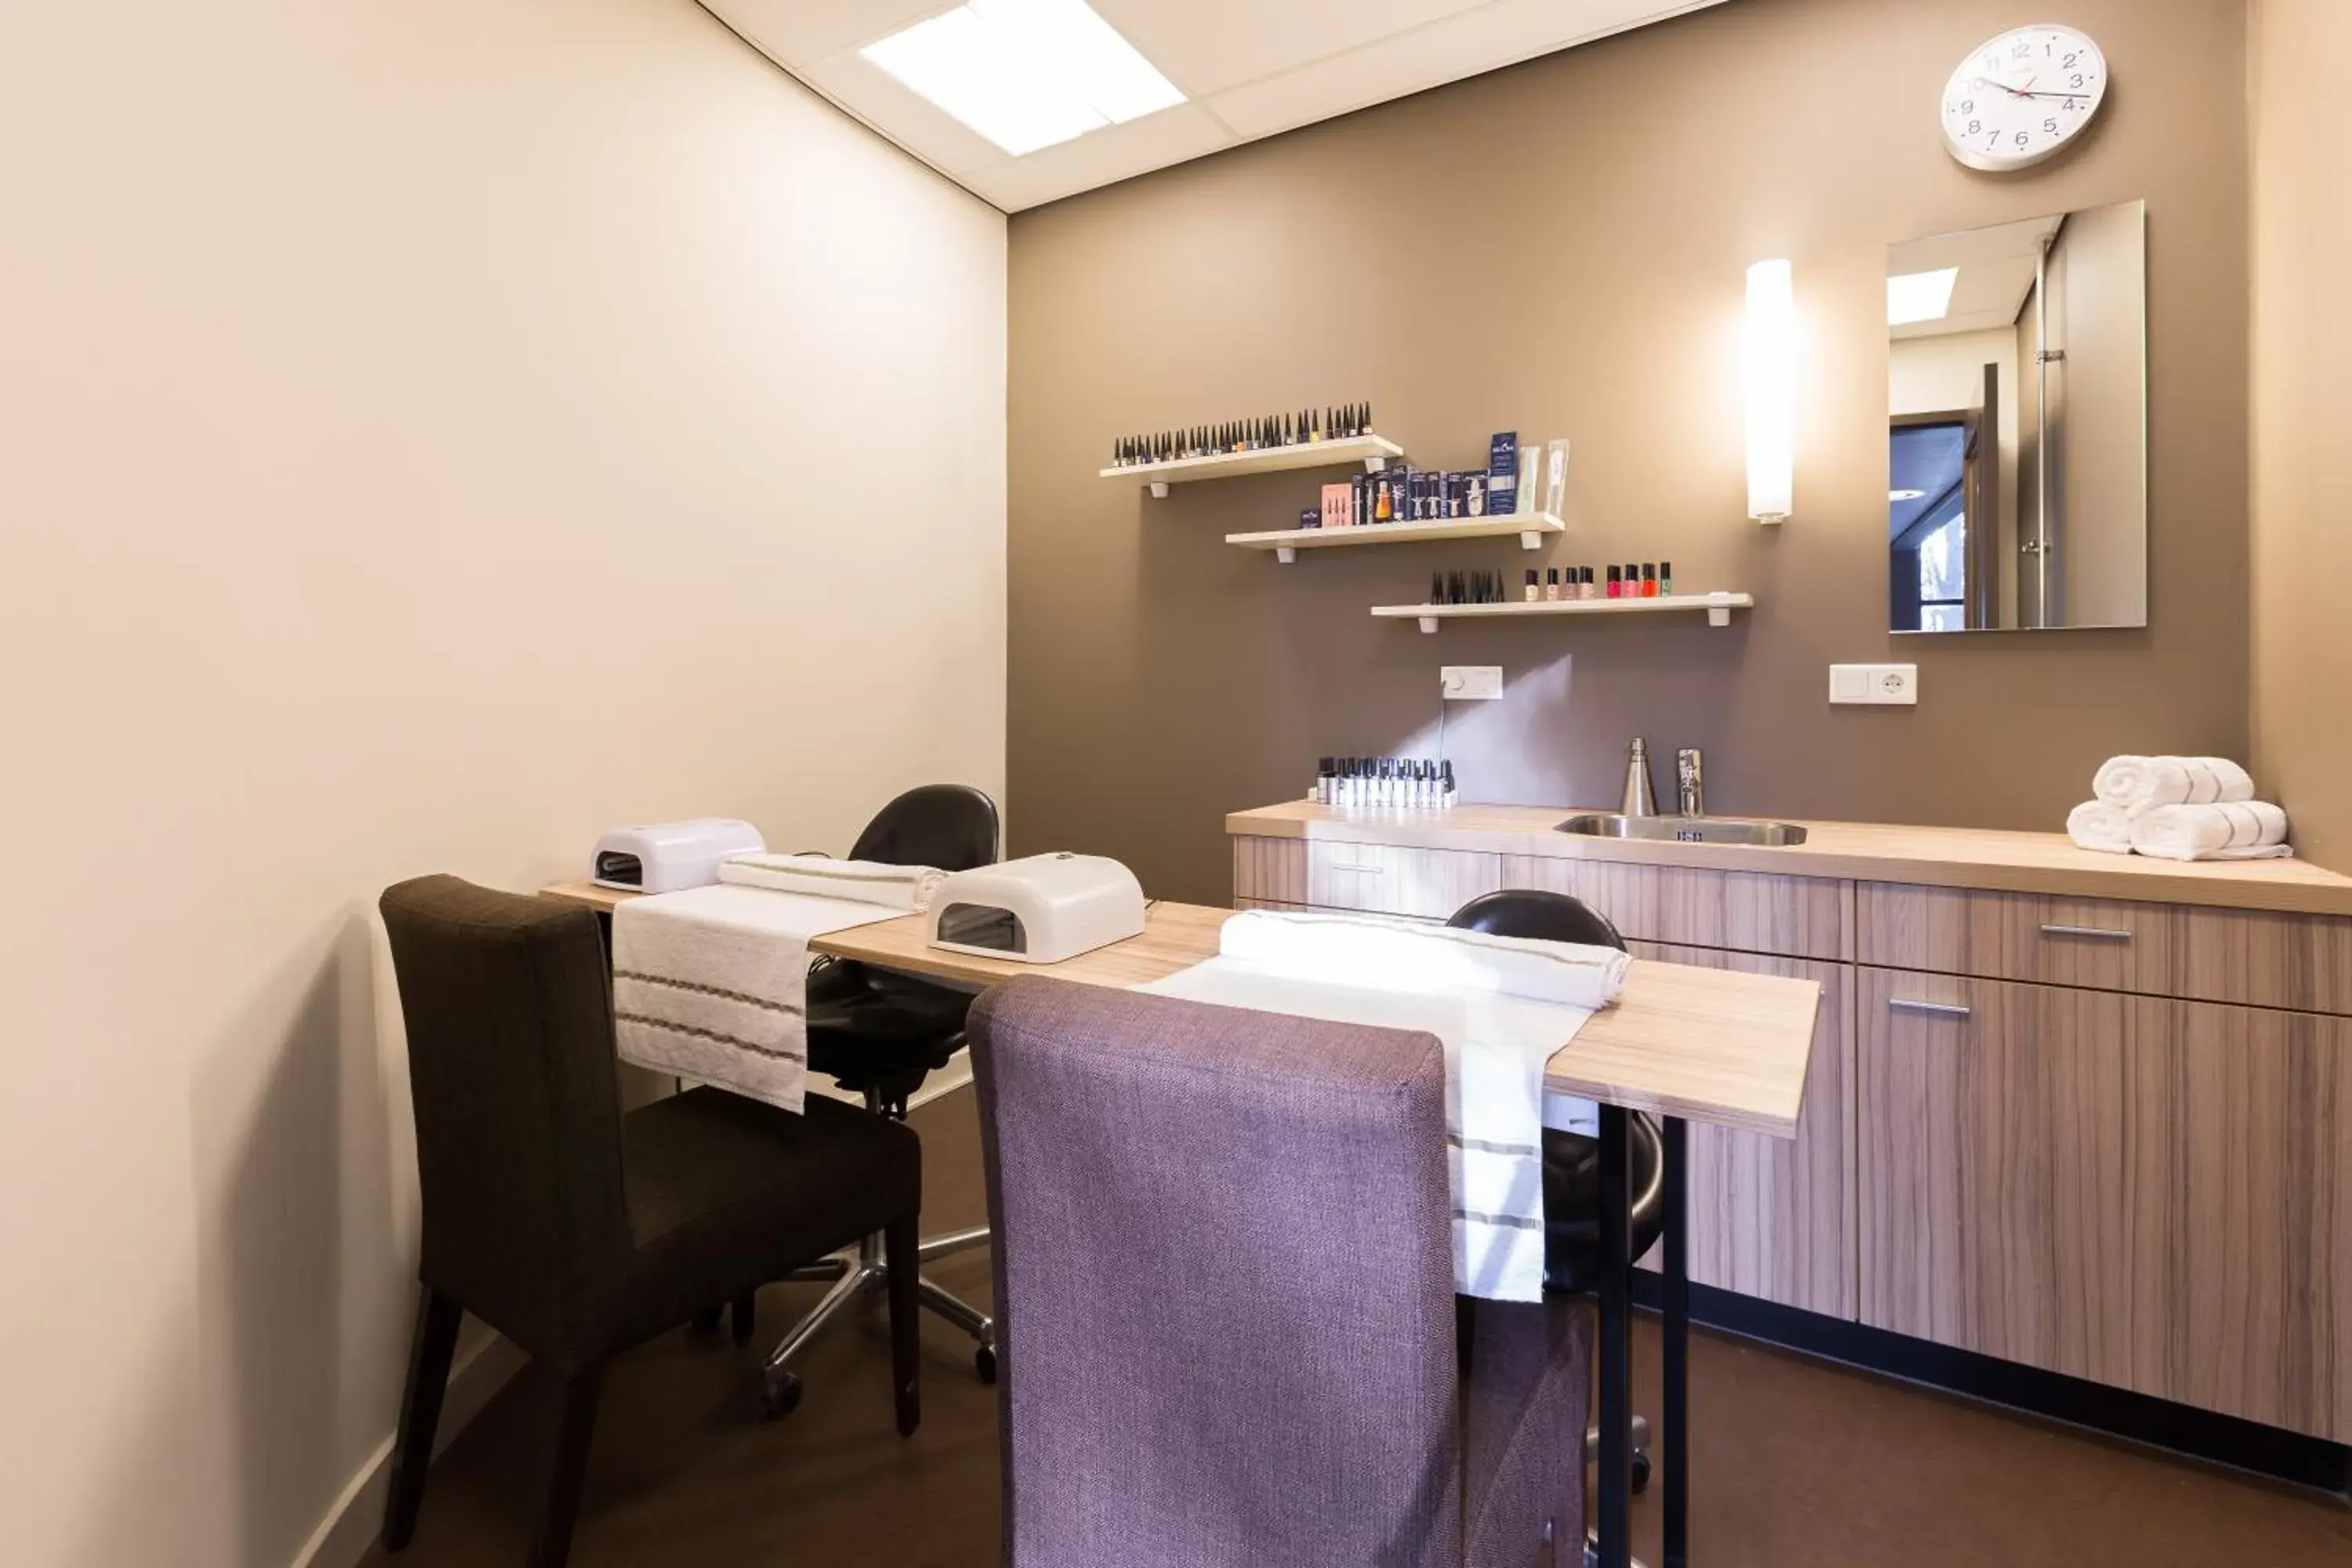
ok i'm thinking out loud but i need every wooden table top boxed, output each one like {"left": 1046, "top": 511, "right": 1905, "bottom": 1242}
{"left": 543, "top": 884, "right": 1820, "bottom": 1139}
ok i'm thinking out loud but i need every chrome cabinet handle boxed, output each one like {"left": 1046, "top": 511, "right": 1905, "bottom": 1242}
{"left": 2039, "top": 923, "right": 2132, "bottom": 942}
{"left": 1889, "top": 998, "right": 1973, "bottom": 1020}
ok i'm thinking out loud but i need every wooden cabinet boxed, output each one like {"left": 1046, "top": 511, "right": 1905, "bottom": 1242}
{"left": 1859, "top": 967, "right": 2352, "bottom": 1441}
{"left": 1632, "top": 942, "right": 1854, "bottom": 1319}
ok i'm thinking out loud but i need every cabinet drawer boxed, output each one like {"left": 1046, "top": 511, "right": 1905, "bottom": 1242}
{"left": 1497, "top": 855, "right": 1846, "bottom": 960}
{"left": 1860, "top": 884, "right": 2352, "bottom": 1012}
{"left": 1304, "top": 842, "right": 1502, "bottom": 920}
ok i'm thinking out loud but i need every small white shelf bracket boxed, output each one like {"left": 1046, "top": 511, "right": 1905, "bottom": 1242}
{"left": 1708, "top": 602, "right": 1733, "bottom": 627}
{"left": 1149, "top": 481, "right": 1171, "bottom": 499}
{"left": 1519, "top": 530, "right": 1542, "bottom": 550}
{"left": 1417, "top": 615, "right": 1440, "bottom": 634}
{"left": 1275, "top": 546, "right": 1298, "bottom": 564}
{"left": 1364, "top": 456, "right": 1388, "bottom": 472}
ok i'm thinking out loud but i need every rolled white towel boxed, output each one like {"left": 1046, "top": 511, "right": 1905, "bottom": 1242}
{"left": 2092, "top": 756, "right": 2256, "bottom": 815}
{"left": 2066, "top": 801, "right": 2133, "bottom": 855}
{"left": 718, "top": 853, "right": 944, "bottom": 910}
{"left": 2129, "top": 801, "right": 2292, "bottom": 862}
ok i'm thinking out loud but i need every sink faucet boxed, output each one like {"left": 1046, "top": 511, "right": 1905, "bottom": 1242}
{"left": 1677, "top": 749, "right": 1705, "bottom": 818}
{"left": 1621, "top": 738, "right": 1659, "bottom": 817}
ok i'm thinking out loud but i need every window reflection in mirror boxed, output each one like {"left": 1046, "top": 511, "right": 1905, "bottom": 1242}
{"left": 1886, "top": 200, "right": 2146, "bottom": 633}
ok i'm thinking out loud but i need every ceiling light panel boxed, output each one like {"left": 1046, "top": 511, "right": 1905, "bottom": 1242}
{"left": 1886, "top": 267, "right": 1960, "bottom": 326}
{"left": 861, "top": 0, "right": 1183, "bottom": 158}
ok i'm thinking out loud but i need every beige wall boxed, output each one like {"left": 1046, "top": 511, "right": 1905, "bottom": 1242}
{"left": 1007, "top": 0, "right": 2252, "bottom": 904}
{"left": 2252, "top": 0, "right": 2352, "bottom": 869}
{"left": 0, "top": 2, "right": 1005, "bottom": 1564}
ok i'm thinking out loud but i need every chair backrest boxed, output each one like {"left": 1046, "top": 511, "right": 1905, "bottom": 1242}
{"left": 379, "top": 875, "right": 630, "bottom": 1351}
{"left": 969, "top": 977, "right": 1466, "bottom": 1568}
{"left": 848, "top": 783, "right": 1000, "bottom": 872}
{"left": 1447, "top": 887, "right": 1628, "bottom": 952}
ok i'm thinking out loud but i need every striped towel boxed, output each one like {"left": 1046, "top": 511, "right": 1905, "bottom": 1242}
{"left": 2092, "top": 756, "right": 2256, "bottom": 815}
{"left": 610, "top": 884, "right": 911, "bottom": 1112}
{"left": 720, "top": 853, "right": 945, "bottom": 910}
{"left": 2129, "top": 800, "right": 2293, "bottom": 862}
{"left": 1140, "top": 911, "right": 1626, "bottom": 1302}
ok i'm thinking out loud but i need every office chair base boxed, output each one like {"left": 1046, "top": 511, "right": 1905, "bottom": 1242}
{"left": 758, "top": 1229, "right": 996, "bottom": 1414}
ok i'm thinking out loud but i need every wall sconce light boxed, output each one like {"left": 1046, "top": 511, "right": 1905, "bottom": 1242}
{"left": 1744, "top": 258, "right": 1794, "bottom": 524}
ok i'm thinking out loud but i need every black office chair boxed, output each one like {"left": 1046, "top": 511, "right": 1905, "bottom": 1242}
{"left": 1448, "top": 889, "right": 1664, "bottom": 1497}
{"left": 379, "top": 877, "right": 921, "bottom": 1568}
{"left": 755, "top": 784, "right": 1002, "bottom": 1417}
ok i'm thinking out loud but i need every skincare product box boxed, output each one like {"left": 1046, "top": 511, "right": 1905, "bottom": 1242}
{"left": 1320, "top": 482, "right": 1351, "bottom": 530}
{"left": 1513, "top": 447, "right": 1541, "bottom": 515}
{"left": 1486, "top": 433, "right": 1518, "bottom": 515}
{"left": 1544, "top": 438, "right": 1571, "bottom": 518}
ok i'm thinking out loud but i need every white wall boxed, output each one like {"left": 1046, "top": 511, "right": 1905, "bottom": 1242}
{"left": 0, "top": 3, "right": 1007, "bottom": 1565}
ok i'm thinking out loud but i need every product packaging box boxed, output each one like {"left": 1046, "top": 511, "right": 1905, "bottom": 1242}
{"left": 1544, "top": 438, "right": 1571, "bottom": 518}
{"left": 1514, "top": 445, "right": 1541, "bottom": 515}
{"left": 1299, "top": 506, "right": 1321, "bottom": 531}
{"left": 1486, "top": 432, "right": 1519, "bottom": 515}
{"left": 1351, "top": 471, "right": 1370, "bottom": 528}
{"left": 1320, "top": 482, "right": 1351, "bottom": 530}
{"left": 1466, "top": 471, "right": 1487, "bottom": 517}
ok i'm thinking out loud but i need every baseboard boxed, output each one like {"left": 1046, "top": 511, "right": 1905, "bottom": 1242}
{"left": 1632, "top": 1272, "right": 2351, "bottom": 1500}
{"left": 289, "top": 1329, "right": 529, "bottom": 1568}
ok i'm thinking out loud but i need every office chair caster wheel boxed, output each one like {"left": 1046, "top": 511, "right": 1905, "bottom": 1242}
{"left": 758, "top": 1366, "right": 802, "bottom": 1419}
{"left": 1630, "top": 1450, "right": 1651, "bottom": 1494}
{"left": 975, "top": 1344, "right": 998, "bottom": 1385}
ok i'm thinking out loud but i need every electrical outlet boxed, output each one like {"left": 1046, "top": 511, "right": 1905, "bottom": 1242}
{"left": 1829, "top": 663, "right": 1918, "bottom": 706}
{"left": 1440, "top": 666, "right": 1504, "bottom": 701}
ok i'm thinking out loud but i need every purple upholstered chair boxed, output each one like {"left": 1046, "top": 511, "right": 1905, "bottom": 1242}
{"left": 969, "top": 975, "right": 1591, "bottom": 1567}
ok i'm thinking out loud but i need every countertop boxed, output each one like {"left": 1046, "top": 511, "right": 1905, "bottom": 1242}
{"left": 1226, "top": 800, "right": 2352, "bottom": 917}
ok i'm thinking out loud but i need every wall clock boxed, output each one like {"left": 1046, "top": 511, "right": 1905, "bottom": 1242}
{"left": 1940, "top": 24, "right": 2108, "bottom": 172}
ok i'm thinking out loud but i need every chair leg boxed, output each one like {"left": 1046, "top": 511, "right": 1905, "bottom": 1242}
{"left": 381, "top": 1286, "right": 463, "bottom": 1553}
{"left": 884, "top": 1212, "right": 922, "bottom": 1436}
{"left": 528, "top": 1364, "right": 605, "bottom": 1568}
{"left": 731, "top": 1291, "right": 757, "bottom": 1347}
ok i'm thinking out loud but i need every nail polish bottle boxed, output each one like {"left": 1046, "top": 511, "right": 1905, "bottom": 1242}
{"left": 1525, "top": 568, "right": 1541, "bottom": 604}
{"left": 1642, "top": 564, "right": 1658, "bottom": 597}
{"left": 1658, "top": 561, "right": 1673, "bottom": 596}
{"left": 1440, "top": 760, "right": 1458, "bottom": 810}
{"left": 1606, "top": 565, "right": 1622, "bottom": 599}
{"left": 1545, "top": 567, "right": 1561, "bottom": 602}
{"left": 1431, "top": 571, "right": 1446, "bottom": 606}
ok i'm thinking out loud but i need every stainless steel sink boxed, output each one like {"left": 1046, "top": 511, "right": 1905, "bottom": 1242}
{"left": 1555, "top": 813, "right": 1810, "bottom": 846}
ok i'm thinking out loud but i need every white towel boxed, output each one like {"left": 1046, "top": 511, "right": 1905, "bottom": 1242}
{"left": 2093, "top": 756, "right": 2256, "bottom": 815}
{"left": 719, "top": 853, "right": 944, "bottom": 910}
{"left": 2066, "top": 800, "right": 2134, "bottom": 855}
{"left": 1142, "top": 911, "right": 1626, "bottom": 1303}
{"left": 609, "top": 884, "right": 911, "bottom": 1112}
{"left": 1215, "top": 908, "right": 1631, "bottom": 1011}
{"left": 2129, "top": 800, "right": 2293, "bottom": 862}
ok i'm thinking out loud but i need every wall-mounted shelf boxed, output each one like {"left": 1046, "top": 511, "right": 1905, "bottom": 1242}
{"left": 1372, "top": 592, "right": 1755, "bottom": 633}
{"left": 1227, "top": 512, "right": 1565, "bottom": 563}
{"left": 1101, "top": 434, "right": 1403, "bottom": 498}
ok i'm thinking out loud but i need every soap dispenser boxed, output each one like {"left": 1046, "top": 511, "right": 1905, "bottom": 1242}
{"left": 1621, "top": 738, "right": 1659, "bottom": 818}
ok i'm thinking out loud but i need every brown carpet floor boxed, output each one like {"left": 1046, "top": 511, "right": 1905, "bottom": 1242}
{"left": 360, "top": 1094, "right": 2352, "bottom": 1568}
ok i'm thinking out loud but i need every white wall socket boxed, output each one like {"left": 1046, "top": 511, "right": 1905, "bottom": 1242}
{"left": 1829, "top": 662, "right": 1918, "bottom": 706}
{"left": 1440, "top": 665, "right": 1504, "bottom": 701}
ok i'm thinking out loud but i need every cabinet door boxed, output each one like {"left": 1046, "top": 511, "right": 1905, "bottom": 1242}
{"left": 1498, "top": 855, "right": 1847, "bottom": 960}
{"left": 1860, "top": 968, "right": 2352, "bottom": 1440}
{"left": 1632, "top": 944, "right": 1855, "bottom": 1319}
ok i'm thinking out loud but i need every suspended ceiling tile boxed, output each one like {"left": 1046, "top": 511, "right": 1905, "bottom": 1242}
{"left": 1206, "top": 0, "right": 1723, "bottom": 143}
{"left": 962, "top": 100, "right": 1235, "bottom": 210}
{"left": 711, "top": 0, "right": 955, "bottom": 62}
{"left": 1089, "top": 0, "right": 1485, "bottom": 100}
{"left": 793, "top": 47, "right": 1012, "bottom": 176}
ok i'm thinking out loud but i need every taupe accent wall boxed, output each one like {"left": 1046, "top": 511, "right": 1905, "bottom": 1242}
{"left": 1008, "top": 0, "right": 2252, "bottom": 904}
{"left": 2252, "top": 0, "right": 2352, "bottom": 871}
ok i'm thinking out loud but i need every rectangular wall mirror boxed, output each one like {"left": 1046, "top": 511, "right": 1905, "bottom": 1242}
{"left": 1886, "top": 198, "right": 2147, "bottom": 633}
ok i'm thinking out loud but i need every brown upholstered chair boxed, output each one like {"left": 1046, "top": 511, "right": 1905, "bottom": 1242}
{"left": 376, "top": 875, "right": 922, "bottom": 1568}
{"left": 969, "top": 975, "right": 1591, "bottom": 1567}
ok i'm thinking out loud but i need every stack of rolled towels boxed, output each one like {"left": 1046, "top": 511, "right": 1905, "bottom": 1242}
{"left": 2067, "top": 757, "right": 2292, "bottom": 862}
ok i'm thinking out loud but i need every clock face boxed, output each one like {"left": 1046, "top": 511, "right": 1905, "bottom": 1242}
{"left": 1940, "top": 25, "right": 2108, "bottom": 172}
